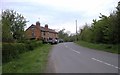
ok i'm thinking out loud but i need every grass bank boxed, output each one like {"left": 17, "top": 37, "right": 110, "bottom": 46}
{"left": 2, "top": 44, "right": 52, "bottom": 73}
{"left": 75, "top": 41, "right": 119, "bottom": 54}
{"left": 0, "top": 42, "right": 1, "bottom": 48}
{"left": 0, "top": 42, "right": 2, "bottom": 74}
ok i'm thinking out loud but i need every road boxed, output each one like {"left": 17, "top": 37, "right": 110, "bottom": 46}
{"left": 46, "top": 42, "right": 119, "bottom": 73}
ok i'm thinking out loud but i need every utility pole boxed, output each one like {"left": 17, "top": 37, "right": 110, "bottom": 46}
{"left": 76, "top": 20, "right": 78, "bottom": 41}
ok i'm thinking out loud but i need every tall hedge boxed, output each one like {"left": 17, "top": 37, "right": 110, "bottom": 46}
{"left": 2, "top": 41, "right": 42, "bottom": 63}
{"left": 2, "top": 43, "right": 27, "bottom": 63}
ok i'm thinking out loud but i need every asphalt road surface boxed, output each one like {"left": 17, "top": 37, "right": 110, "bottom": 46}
{"left": 46, "top": 42, "right": 119, "bottom": 73}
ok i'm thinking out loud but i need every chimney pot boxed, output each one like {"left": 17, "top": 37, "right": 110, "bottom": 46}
{"left": 36, "top": 21, "right": 40, "bottom": 26}
{"left": 45, "top": 24, "right": 48, "bottom": 29}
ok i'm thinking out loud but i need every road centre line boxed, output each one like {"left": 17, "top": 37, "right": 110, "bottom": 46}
{"left": 71, "top": 49, "right": 80, "bottom": 54}
{"left": 64, "top": 44, "right": 119, "bottom": 70}
{"left": 64, "top": 44, "right": 80, "bottom": 54}
{"left": 65, "top": 46, "right": 68, "bottom": 48}
{"left": 91, "top": 58, "right": 120, "bottom": 69}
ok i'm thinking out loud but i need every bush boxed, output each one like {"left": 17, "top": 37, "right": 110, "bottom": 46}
{"left": 2, "top": 43, "right": 27, "bottom": 63}
{"left": 25, "top": 40, "right": 42, "bottom": 50}
{"left": 2, "top": 41, "right": 43, "bottom": 63}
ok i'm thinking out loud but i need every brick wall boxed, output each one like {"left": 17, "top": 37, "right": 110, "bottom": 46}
{"left": 25, "top": 22, "right": 58, "bottom": 40}
{"left": 25, "top": 23, "right": 41, "bottom": 40}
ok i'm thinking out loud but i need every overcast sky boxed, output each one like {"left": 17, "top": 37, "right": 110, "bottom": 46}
{"left": 1, "top": 0, "right": 119, "bottom": 33}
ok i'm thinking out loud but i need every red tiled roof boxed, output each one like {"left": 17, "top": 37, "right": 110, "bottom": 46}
{"left": 26, "top": 24, "right": 57, "bottom": 33}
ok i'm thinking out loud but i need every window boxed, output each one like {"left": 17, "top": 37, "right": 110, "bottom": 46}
{"left": 44, "top": 32, "right": 45, "bottom": 36}
{"left": 32, "top": 31, "right": 35, "bottom": 37}
{"left": 31, "top": 27, "right": 35, "bottom": 38}
{"left": 31, "top": 27, "right": 35, "bottom": 30}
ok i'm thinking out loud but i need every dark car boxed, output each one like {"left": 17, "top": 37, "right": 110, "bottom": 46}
{"left": 58, "top": 39, "right": 64, "bottom": 43}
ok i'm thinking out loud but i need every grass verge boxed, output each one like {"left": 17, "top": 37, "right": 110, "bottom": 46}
{"left": 2, "top": 44, "right": 52, "bottom": 73}
{"left": 0, "top": 42, "right": 2, "bottom": 74}
{"left": 75, "top": 41, "right": 119, "bottom": 54}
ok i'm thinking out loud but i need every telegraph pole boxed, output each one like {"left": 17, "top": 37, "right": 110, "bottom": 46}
{"left": 76, "top": 20, "right": 78, "bottom": 41}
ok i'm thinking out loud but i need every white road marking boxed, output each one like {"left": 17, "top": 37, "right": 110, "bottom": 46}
{"left": 71, "top": 49, "right": 80, "bottom": 54}
{"left": 65, "top": 46, "right": 68, "bottom": 48}
{"left": 64, "top": 44, "right": 119, "bottom": 70}
{"left": 64, "top": 44, "right": 80, "bottom": 54}
{"left": 91, "top": 58, "right": 120, "bottom": 69}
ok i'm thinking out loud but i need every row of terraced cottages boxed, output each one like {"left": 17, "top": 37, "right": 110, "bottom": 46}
{"left": 25, "top": 21, "right": 58, "bottom": 41}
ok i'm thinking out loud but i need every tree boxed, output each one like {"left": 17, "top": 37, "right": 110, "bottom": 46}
{"left": 2, "top": 9, "right": 28, "bottom": 42}
{"left": 58, "top": 29, "right": 76, "bottom": 42}
{"left": 58, "top": 29, "right": 66, "bottom": 39}
{"left": 0, "top": 18, "right": 2, "bottom": 42}
{"left": 2, "top": 10, "right": 13, "bottom": 42}
{"left": 78, "top": 1, "right": 120, "bottom": 44}
{"left": 79, "top": 24, "right": 93, "bottom": 42}
{"left": 116, "top": 1, "right": 120, "bottom": 43}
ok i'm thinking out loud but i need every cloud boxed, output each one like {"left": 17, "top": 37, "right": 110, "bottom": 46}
{"left": 1, "top": 0, "right": 119, "bottom": 33}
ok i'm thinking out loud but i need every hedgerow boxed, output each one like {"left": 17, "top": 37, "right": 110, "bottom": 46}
{"left": 2, "top": 41, "right": 42, "bottom": 63}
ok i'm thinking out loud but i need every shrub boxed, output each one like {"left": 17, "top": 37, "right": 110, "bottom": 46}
{"left": 2, "top": 43, "right": 27, "bottom": 63}
{"left": 2, "top": 41, "right": 43, "bottom": 63}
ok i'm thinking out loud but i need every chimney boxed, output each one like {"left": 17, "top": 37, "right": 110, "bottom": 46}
{"left": 35, "top": 21, "right": 41, "bottom": 40}
{"left": 36, "top": 21, "right": 40, "bottom": 28}
{"left": 45, "top": 24, "right": 48, "bottom": 29}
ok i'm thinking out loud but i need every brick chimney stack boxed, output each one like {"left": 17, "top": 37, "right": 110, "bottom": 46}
{"left": 45, "top": 24, "right": 48, "bottom": 29}
{"left": 35, "top": 21, "right": 41, "bottom": 40}
{"left": 36, "top": 21, "right": 40, "bottom": 28}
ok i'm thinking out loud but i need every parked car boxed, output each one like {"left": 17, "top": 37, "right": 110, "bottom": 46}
{"left": 52, "top": 39, "right": 58, "bottom": 44}
{"left": 48, "top": 38, "right": 58, "bottom": 44}
{"left": 58, "top": 39, "right": 64, "bottom": 43}
{"left": 48, "top": 38, "right": 53, "bottom": 44}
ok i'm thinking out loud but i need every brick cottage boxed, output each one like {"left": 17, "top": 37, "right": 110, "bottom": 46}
{"left": 25, "top": 21, "right": 58, "bottom": 41}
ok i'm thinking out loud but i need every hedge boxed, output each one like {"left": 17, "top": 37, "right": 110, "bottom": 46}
{"left": 2, "top": 41, "right": 42, "bottom": 63}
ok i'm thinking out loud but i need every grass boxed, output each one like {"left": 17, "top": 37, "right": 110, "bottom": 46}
{"left": 2, "top": 44, "right": 52, "bottom": 73}
{"left": 0, "top": 42, "right": 2, "bottom": 74}
{"left": 75, "top": 41, "right": 120, "bottom": 54}
{"left": 0, "top": 66, "right": 1, "bottom": 75}
{"left": 0, "top": 42, "right": 1, "bottom": 48}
